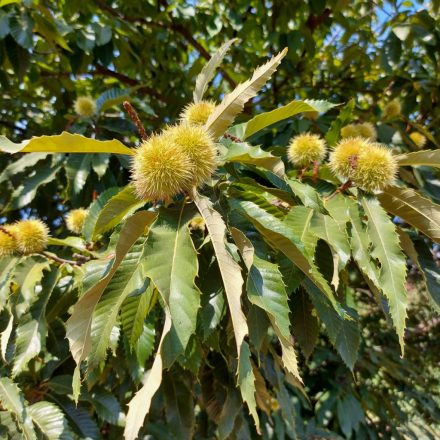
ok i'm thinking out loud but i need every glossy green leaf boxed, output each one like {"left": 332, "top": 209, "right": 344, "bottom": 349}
{"left": 142, "top": 205, "right": 200, "bottom": 367}
{"left": 304, "top": 280, "right": 360, "bottom": 369}
{"left": 243, "top": 99, "right": 337, "bottom": 139}
{"left": 82, "top": 187, "right": 120, "bottom": 241}
{"left": 88, "top": 236, "right": 151, "bottom": 368}
{"left": 378, "top": 186, "right": 440, "bottom": 244}
{"left": 223, "top": 140, "right": 285, "bottom": 177}
{"left": 12, "top": 267, "right": 59, "bottom": 377}
{"left": 93, "top": 185, "right": 145, "bottom": 238}
{"left": 232, "top": 228, "right": 301, "bottom": 381}
{"left": 66, "top": 211, "right": 156, "bottom": 371}
{"left": 28, "top": 401, "right": 72, "bottom": 440}
{"left": 291, "top": 289, "right": 319, "bottom": 359}
{"left": 397, "top": 150, "right": 440, "bottom": 168}
{"left": 0, "top": 377, "right": 36, "bottom": 440}
{"left": 124, "top": 311, "right": 172, "bottom": 440}
{"left": 361, "top": 194, "right": 408, "bottom": 354}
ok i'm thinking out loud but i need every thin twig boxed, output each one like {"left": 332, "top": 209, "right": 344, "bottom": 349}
{"left": 325, "top": 180, "right": 353, "bottom": 201}
{"left": 40, "top": 251, "right": 80, "bottom": 266}
{"left": 123, "top": 101, "right": 148, "bottom": 141}
{"left": 312, "top": 161, "right": 320, "bottom": 184}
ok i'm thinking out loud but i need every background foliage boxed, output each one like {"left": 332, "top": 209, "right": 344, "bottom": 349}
{"left": 0, "top": 0, "right": 439, "bottom": 439}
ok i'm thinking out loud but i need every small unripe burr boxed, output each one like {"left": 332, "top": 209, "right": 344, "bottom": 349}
{"left": 180, "top": 101, "right": 216, "bottom": 126}
{"left": 383, "top": 100, "right": 401, "bottom": 119}
{"left": 14, "top": 219, "right": 49, "bottom": 255}
{"left": 66, "top": 208, "right": 88, "bottom": 234}
{"left": 287, "top": 133, "right": 327, "bottom": 168}
{"left": 74, "top": 96, "right": 96, "bottom": 117}
{"left": 409, "top": 132, "right": 427, "bottom": 149}
{"left": 341, "top": 123, "right": 377, "bottom": 141}
{"left": 0, "top": 226, "right": 18, "bottom": 258}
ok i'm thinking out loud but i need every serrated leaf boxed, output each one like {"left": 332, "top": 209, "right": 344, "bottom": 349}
{"left": 347, "top": 199, "right": 381, "bottom": 287}
{"left": 163, "top": 373, "right": 195, "bottom": 440}
{"left": 0, "top": 153, "right": 47, "bottom": 183}
{"left": 325, "top": 99, "right": 355, "bottom": 146}
{"left": 191, "top": 190, "right": 260, "bottom": 432}
{"left": 243, "top": 99, "right": 337, "bottom": 139}
{"left": 0, "top": 378, "right": 36, "bottom": 440}
{"left": 87, "top": 390, "right": 121, "bottom": 425}
{"left": 93, "top": 185, "right": 145, "bottom": 238}
{"left": 121, "top": 286, "right": 156, "bottom": 348}
{"left": 232, "top": 228, "right": 301, "bottom": 381}
{"left": 397, "top": 150, "right": 440, "bottom": 168}
{"left": 222, "top": 140, "right": 285, "bottom": 177}
{"left": 142, "top": 204, "right": 200, "bottom": 367}
{"left": 88, "top": 236, "right": 152, "bottom": 368}
{"left": 96, "top": 87, "right": 132, "bottom": 112}
{"left": 124, "top": 311, "right": 172, "bottom": 440}
{"left": 287, "top": 179, "right": 326, "bottom": 213}
{"left": 193, "top": 38, "right": 238, "bottom": 103}
{"left": 291, "top": 290, "right": 319, "bottom": 359}
{"left": 0, "top": 132, "right": 134, "bottom": 155}
{"left": 403, "top": 237, "right": 440, "bottom": 312}
{"left": 53, "top": 396, "right": 99, "bottom": 440}
{"left": 82, "top": 187, "right": 120, "bottom": 241}
{"left": 231, "top": 198, "right": 337, "bottom": 306}
{"left": 360, "top": 194, "right": 408, "bottom": 354}
{"left": 66, "top": 211, "right": 156, "bottom": 370}
{"left": 1, "top": 313, "right": 13, "bottom": 362}
{"left": 5, "top": 155, "right": 63, "bottom": 211}
{"left": 65, "top": 154, "right": 93, "bottom": 196}
{"left": 12, "top": 267, "right": 59, "bottom": 376}
{"left": 205, "top": 48, "right": 288, "bottom": 138}
{"left": 303, "top": 280, "right": 360, "bottom": 369}
{"left": 378, "top": 186, "right": 440, "bottom": 244}
{"left": 28, "top": 401, "right": 72, "bottom": 440}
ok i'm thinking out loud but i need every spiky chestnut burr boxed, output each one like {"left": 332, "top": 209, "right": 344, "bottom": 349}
{"left": 164, "top": 123, "right": 218, "bottom": 187}
{"left": 131, "top": 134, "right": 194, "bottom": 202}
{"left": 287, "top": 133, "right": 327, "bottom": 168}
{"left": 74, "top": 96, "right": 96, "bottom": 117}
{"left": 66, "top": 209, "right": 88, "bottom": 234}
{"left": 180, "top": 101, "right": 216, "bottom": 126}
{"left": 329, "top": 137, "right": 370, "bottom": 180}
{"left": 0, "top": 226, "right": 17, "bottom": 258}
{"left": 14, "top": 219, "right": 49, "bottom": 255}
{"left": 409, "top": 132, "right": 427, "bottom": 149}
{"left": 341, "top": 123, "right": 377, "bottom": 140}
{"left": 352, "top": 143, "right": 398, "bottom": 193}
{"left": 383, "top": 100, "right": 401, "bottom": 119}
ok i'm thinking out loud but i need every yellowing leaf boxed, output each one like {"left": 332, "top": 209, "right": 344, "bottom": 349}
{"left": 397, "top": 150, "right": 440, "bottom": 168}
{"left": 124, "top": 311, "right": 172, "bottom": 440}
{"left": 192, "top": 190, "right": 260, "bottom": 432}
{"left": 193, "top": 38, "right": 238, "bottom": 103}
{"left": 378, "top": 186, "right": 440, "bottom": 244}
{"left": 205, "top": 48, "right": 288, "bottom": 138}
{"left": 0, "top": 132, "right": 134, "bottom": 156}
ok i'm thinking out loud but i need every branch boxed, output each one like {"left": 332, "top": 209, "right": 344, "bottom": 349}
{"left": 40, "top": 251, "right": 82, "bottom": 266}
{"left": 94, "top": 0, "right": 237, "bottom": 89}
